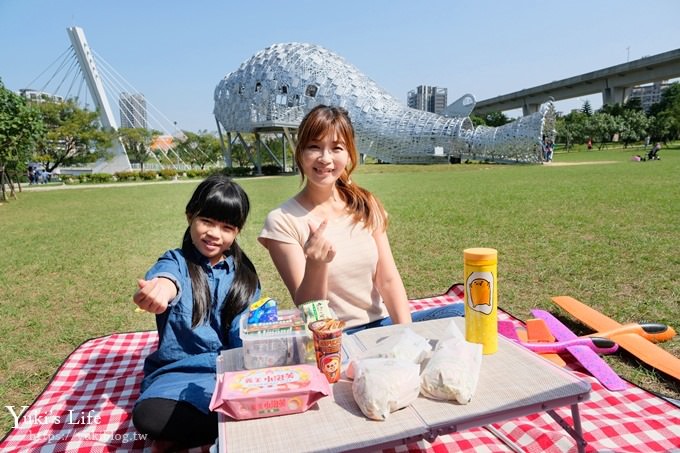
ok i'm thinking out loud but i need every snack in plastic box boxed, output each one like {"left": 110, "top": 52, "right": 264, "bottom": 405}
{"left": 240, "top": 310, "right": 313, "bottom": 369}
{"left": 209, "top": 364, "right": 330, "bottom": 420}
{"left": 300, "top": 299, "right": 335, "bottom": 323}
{"left": 247, "top": 296, "right": 279, "bottom": 325}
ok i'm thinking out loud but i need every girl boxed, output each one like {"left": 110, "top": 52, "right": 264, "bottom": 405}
{"left": 258, "top": 105, "right": 463, "bottom": 334}
{"left": 132, "top": 175, "right": 259, "bottom": 451}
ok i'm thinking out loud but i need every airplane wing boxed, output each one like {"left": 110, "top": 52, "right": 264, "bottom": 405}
{"left": 605, "top": 333, "right": 680, "bottom": 382}
{"left": 552, "top": 296, "right": 622, "bottom": 332}
{"left": 526, "top": 318, "right": 555, "bottom": 342}
{"left": 563, "top": 345, "right": 628, "bottom": 391}
{"left": 524, "top": 318, "right": 566, "bottom": 366}
{"left": 531, "top": 309, "right": 627, "bottom": 391}
{"left": 499, "top": 320, "right": 566, "bottom": 366}
{"left": 549, "top": 298, "right": 680, "bottom": 382}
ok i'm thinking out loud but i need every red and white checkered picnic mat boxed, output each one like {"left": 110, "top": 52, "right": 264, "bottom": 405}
{"left": 2, "top": 284, "right": 679, "bottom": 452}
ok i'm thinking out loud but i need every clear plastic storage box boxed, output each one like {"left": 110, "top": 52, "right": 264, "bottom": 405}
{"left": 239, "top": 311, "right": 313, "bottom": 370}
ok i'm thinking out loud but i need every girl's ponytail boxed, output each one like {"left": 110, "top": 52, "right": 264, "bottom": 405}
{"left": 181, "top": 228, "right": 212, "bottom": 328}
{"left": 221, "top": 241, "right": 258, "bottom": 331}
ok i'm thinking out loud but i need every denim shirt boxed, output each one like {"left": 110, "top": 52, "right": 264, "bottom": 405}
{"left": 137, "top": 248, "right": 259, "bottom": 413}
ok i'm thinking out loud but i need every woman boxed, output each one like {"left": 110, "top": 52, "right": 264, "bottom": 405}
{"left": 258, "top": 105, "right": 462, "bottom": 333}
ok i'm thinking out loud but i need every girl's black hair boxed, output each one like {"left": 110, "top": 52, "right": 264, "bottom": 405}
{"left": 181, "top": 175, "right": 259, "bottom": 334}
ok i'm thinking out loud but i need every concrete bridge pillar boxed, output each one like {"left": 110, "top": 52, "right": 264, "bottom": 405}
{"left": 602, "top": 86, "right": 630, "bottom": 106}
{"left": 522, "top": 101, "right": 540, "bottom": 116}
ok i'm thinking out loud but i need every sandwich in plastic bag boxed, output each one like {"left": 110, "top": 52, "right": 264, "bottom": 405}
{"left": 351, "top": 358, "right": 420, "bottom": 420}
{"left": 420, "top": 321, "right": 482, "bottom": 404}
{"left": 346, "top": 328, "right": 431, "bottom": 379}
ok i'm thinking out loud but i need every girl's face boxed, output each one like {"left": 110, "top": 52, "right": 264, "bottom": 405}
{"left": 300, "top": 132, "right": 349, "bottom": 188}
{"left": 187, "top": 215, "right": 239, "bottom": 265}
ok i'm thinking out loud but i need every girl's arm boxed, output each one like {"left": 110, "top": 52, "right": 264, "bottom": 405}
{"left": 373, "top": 229, "right": 412, "bottom": 324}
{"left": 133, "top": 277, "right": 177, "bottom": 314}
{"left": 265, "top": 220, "right": 334, "bottom": 306}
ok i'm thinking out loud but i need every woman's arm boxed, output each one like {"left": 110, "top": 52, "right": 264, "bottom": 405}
{"left": 373, "top": 229, "right": 412, "bottom": 324}
{"left": 265, "top": 220, "right": 335, "bottom": 305}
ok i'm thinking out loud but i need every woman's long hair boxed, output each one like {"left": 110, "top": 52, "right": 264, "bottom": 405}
{"left": 295, "top": 105, "right": 388, "bottom": 232}
{"left": 182, "top": 175, "right": 259, "bottom": 332}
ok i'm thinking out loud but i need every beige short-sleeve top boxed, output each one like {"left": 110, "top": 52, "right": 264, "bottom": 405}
{"left": 258, "top": 198, "right": 388, "bottom": 328}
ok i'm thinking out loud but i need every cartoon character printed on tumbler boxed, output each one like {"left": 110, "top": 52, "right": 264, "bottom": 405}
{"left": 466, "top": 272, "right": 494, "bottom": 316}
{"left": 321, "top": 355, "right": 341, "bottom": 382}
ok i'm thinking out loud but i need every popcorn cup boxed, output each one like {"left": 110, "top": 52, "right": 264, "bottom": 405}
{"left": 308, "top": 319, "right": 345, "bottom": 383}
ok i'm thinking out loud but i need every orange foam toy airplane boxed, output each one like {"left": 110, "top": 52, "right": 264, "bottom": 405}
{"left": 516, "top": 319, "right": 566, "bottom": 367}
{"left": 552, "top": 296, "right": 680, "bottom": 381}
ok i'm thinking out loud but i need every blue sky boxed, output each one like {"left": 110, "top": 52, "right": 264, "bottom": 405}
{"left": 1, "top": 0, "right": 679, "bottom": 132}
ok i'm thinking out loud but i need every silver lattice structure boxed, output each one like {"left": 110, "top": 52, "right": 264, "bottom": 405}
{"left": 214, "top": 43, "right": 555, "bottom": 164}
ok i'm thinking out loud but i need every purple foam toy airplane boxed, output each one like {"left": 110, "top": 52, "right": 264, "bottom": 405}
{"left": 530, "top": 309, "right": 628, "bottom": 391}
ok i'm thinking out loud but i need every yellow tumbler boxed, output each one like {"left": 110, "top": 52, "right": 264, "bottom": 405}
{"left": 464, "top": 248, "right": 498, "bottom": 354}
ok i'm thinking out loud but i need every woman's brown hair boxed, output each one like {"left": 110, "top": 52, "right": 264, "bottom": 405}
{"left": 295, "top": 105, "right": 388, "bottom": 231}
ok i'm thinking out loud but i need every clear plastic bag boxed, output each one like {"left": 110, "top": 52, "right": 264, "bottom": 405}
{"left": 346, "top": 327, "right": 431, "bottom": 379}
{"left": 351, "top": 358, "right": 421, "bottom": 421}
{"left": 420, "top": 322, "right": 482, "bottom": 404}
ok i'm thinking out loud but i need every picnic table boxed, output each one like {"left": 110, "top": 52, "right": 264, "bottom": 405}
{"left": 216, "top": 318, "right": 591, "bottom": 453}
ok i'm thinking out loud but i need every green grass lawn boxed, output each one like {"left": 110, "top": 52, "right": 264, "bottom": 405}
{"left": 1, "top": 144, "right": 678, "bottom": 435}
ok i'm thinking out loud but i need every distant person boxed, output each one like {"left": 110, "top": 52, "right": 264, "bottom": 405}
{"left": 587, "top": 138, "right": 593, "bottom": 150}
{"left": 258, "top": 105, "right": 464, "bottom": 335}
{"left": 648, "top": 142, "right": 661, "bottom": 160}
{"left": 132, "top": 175, "right": 260, "bottom": 451}
{"left": 545, "top": 140, "right": 554, "bottom": 162}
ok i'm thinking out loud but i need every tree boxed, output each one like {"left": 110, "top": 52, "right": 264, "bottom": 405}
{"left": 118, "top": 127, "right": 160, "bottom": 172}
{"left": 556, "top": 110, "right": 588, "bottom": 148}
{"left": 581, "top": 100, "right": 593, "bottom": 116}
{"left": 0, "top": 79, "right": 44, "bottom": 171}
{"left": 176, "top": 131, "right": 223, "bottom": 169}
{"left": 587, "top": 112, "right": 620, "bottom": 149}
{"left": 647, "top": 113, "right": 674, "bottom": 143}
{"left": 649, "top": 82, "right": 680, "bottom": 141}
{"left": 34, "top": 99, "right": 114, "bottom": 172}
{"left": 484, "top": 111, "right": 511, "bottom": 127}
{"left": 469, "top": 114, "right": 487, "bottom": 127}
{"left": 618, "top": 109, "right": 649, "bottom": 147}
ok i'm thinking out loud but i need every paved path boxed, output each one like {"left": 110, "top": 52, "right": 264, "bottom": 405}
{"left": 19, "top": 178, "right": 202, "bottom": 192}
{"left": 544, "top": 160, "right": 619, "bottom": 166}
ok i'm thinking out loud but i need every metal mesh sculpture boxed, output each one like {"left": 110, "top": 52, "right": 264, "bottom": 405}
{"left": 214, "top": 43, "right": 555, "bottom": 164}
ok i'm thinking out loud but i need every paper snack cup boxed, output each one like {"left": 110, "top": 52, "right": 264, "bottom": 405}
{"left": 309, "top": 319, "right": 345, "bottom": 383}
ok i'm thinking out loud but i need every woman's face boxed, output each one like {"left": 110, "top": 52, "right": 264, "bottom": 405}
{"left": 299, "top": 131, "right": 349, "bottom": 188}
{"left": 188, "top": 215, "right": 239, "bottom": 265}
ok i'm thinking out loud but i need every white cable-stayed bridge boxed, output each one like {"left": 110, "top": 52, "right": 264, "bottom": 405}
{"left": 22, "top": 26, "right": 215, "bottom": 174}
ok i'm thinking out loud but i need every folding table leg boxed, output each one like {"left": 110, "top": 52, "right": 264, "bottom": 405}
{"left": 547, "top": 404, "right": 587, "bottom": 453}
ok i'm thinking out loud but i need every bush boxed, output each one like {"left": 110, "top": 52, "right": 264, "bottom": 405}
{"left": 159, "top": 168, "right": 177, "bottom": 180}
{"left": 185, "top": 169, "right": 208, "bottom": 178}
{"left": 114, "top": 171, "right": 138, "bottom": 181}
{"left": 90, "top": 173, "right": 113, "bottom": 183}
{"left": 60, "top": 174, "right": 78, "bottom": 184}
{"left": 209, "top": 166, "right": 252, "bottom": 177}
{"left": 139, "top": 171, "right": 158, "bottom": 180}
{"left": 261, "top": 164, "right": 282, "bottom": 176}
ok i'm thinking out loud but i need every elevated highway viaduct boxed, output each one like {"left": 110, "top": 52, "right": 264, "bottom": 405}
{"left": 473, "top": 48, "right": 680, "bottom": 115}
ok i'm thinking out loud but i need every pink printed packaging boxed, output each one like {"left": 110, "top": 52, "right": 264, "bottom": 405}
{"left": 209, "top": 364, "right": 331, "bottom": 420}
